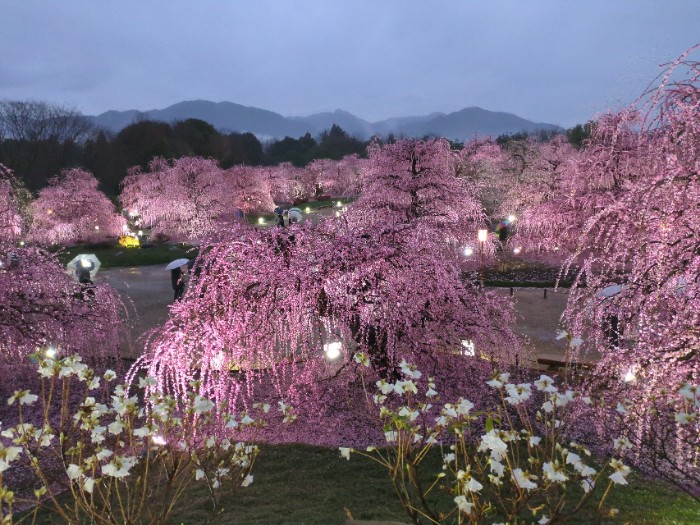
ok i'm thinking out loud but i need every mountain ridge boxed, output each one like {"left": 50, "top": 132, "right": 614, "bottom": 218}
{"left": 89, "top": 100, "right": 562, "bottom": 141}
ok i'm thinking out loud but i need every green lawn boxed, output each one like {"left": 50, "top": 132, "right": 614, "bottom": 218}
{"left": 22, "top": 444, "right": 699, "bottom": 524}
{"left": 53, "top": 242, "right": 197, "bottom": 268}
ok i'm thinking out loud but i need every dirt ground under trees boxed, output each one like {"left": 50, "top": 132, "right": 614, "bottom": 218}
{"left": 97, "top": 265, "right": 571, "bottom": 365}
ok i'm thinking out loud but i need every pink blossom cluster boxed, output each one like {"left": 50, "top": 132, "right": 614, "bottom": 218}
{"left": 136, "top": 140, "right": 523, "bottom": 430}
{"left": 0, "top": 242, "right": 125, "bottom": 378}
{"left": 28, "top": 169, "right": 124, "bottom": 246}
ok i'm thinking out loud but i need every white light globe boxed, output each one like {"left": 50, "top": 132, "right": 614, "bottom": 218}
{"left": 323, "top": 341, "right": 342, "bottom": 360}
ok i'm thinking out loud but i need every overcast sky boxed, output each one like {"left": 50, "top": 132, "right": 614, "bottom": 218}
{"left": 1, "top": 1, "right": 698, "bottom": 127}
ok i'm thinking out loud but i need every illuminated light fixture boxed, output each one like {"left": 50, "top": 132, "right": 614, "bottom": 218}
{"left": 45, "top": 346, "right": 57, "bottom": 358}
{"left": 335, "top": 211, "right": 341, "bottom": 217}
{"left": 122, "top": 224, "right": 129, "bottom": 232}
{"left": 513, "top": 246, "right": 522, "bottom": 255}
{"left": 507, "top": 215, "right": 516, "bottom": 222}
{"left": 622, "top": 367, "right": 637, "bottom": 383}
{"left": 461, "top": 339, "right": 476, "bottom": 356}
{"left": 94, "top": 225, "right": 100, "bottom": 231}
{"left": 336, "top": 201, "right": 343, "bottom": 207}
{"left": 211, "top": 351, "right": 225, "bottom": 369}
{"left": 137, "top": 230, "right": 143, "bottom": 237}
{"left": 463, "top": 246, "right": 474, "bottom": 257}
{"left": 128, "top": 209, "right": 138, "bottom": 218}
{"left": 151, "top": 435, "right": 166, "bottom": 446}
{"left": 305, "top": 207, "right": 311, "bottom": 213}
{"left": 477, "top": 229, "right": 488, "bottom": 243}
{"left": 19, "top": 240, "right": 25, "bottom": 246}
{"left": 80, "top": 258, "right": 92, "bottom": 268}
{"left": 323, "top": 341, "right": 342, "bottom": 360}
{"left": 258, "top": 217, "right": 265, "bottom": 225}
{"left": 47, "top": 209, "right": 53, "bottom": 215}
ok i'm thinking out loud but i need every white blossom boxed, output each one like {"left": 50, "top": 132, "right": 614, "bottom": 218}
{"left": 534, "top": 375, "right": 557, "bottom": 393}
{"left": 613, "top": 436, "right": 633, "bottom": 451}
{"left": 609, "top": 458, "right": 630, "bottom": 485}
{"left": 675, "top": 412, "right": 696, "bottom": 425}
{"left": 486, "top": 372, "right": 510, "bottom": 389}
{"left": 193, "top": 395, "right": 215, "bottom": 414}
{"left": 543, "top": 461, "right": 568, "bottom": 483}
{"left": 66, "top": 463, "right": 83, "bottom": 480}
{"left": 456, "top": 398, "right": 474, "bottom": 416}
{"left": 102, "top": 455, "right": 137, "bottom": 478}
{"left": 8, "top": 390, "right": 38, "bottom": 406}
{"left": 512, "top": 468, "right": 538, "bottom": 490}
{"left": 454, "top": 495, "right": 472, "bottom": 514}
{"left": 505, "top": 383, "right": 532, "bottom": 405}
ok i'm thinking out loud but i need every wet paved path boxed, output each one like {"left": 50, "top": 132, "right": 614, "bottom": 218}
{"left": 97, "top": 265, "right": 571, "bottom": 365}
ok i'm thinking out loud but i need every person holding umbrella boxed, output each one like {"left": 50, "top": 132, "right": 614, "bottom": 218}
{"left": 166, "top": 258, "right": 190, "bottom": 301}
{"left": 76, "top": 259, "right": 95, "bottom": 284}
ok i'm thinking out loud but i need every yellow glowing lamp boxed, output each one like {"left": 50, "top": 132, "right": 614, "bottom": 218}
{"left": 118, "top": 235, "right": 140, "bottom": 248}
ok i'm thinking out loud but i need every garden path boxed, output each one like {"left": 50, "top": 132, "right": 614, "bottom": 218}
{"left": 97, "top": 264, "right": 573, "bottom": 365}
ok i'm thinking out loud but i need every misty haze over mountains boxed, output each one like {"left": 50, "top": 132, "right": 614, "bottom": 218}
{"left": 88, "top": 100, "right": 562, "bottom": 141}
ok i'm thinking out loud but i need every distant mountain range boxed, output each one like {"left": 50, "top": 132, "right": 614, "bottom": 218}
{"left": 88, "top": 100, "right": 562, "bottom": 141}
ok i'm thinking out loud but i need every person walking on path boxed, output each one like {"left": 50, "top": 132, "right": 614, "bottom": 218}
{"left": 171, "top": 266, "right": 186, "bottom": 301}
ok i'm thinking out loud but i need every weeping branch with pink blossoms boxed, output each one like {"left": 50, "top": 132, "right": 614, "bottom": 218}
{"left": 0, "top": 163, "right": 26, "bottom": 242}
{"left": 28, "top": 168, "right": 124, "bottom": 246}
{"left": 562, "top": 48, "right": 700, "bottom": 496}
{"left": 135, "top": 140, "right": 523, "bottom": 435}
{"left": 0, "top": 242, "right": 128, "bottom": 383}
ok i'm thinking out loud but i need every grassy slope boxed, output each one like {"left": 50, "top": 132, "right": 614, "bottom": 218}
{"left": 25, "top": 444, "right": 697, "bottom": 524}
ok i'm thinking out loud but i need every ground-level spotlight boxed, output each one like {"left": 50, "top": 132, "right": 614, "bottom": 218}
{"left": 460, "top": 340, "right": 476, "bottom": 357}
{"left": 258, "top": 217, "right": 265, "bottom": 225}
{"left": 513, "top": 246, "right": 522, "bottom": 255}
{"left": 463, "top": 246, "right": 474, "bottom": 257}
{"left": 45, "top": 346, "right": 58, "bottom": 359}
{"left": 336, "top": 201, "right": 343, "bottom": 208}
{"left": 323, "top": 341, "right": 342, "bottom": 360}
{"left": 305, "top": 206, "right": 311, "bottom": 213}
{"left": 507, "top": 215, "right": 517, "bottom": 222}
{"left": 211, "top": 351, "right": 225, "bottom": 369}
{"left": 622, "top": 366, "right": 637, "bottom": 383}
{"left": 137, "top": 230, "right": 143, "bottom": 237}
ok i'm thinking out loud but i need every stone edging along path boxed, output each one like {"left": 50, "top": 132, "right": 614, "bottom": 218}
{"left": 96, "top": 264, "right": 572, "bottom": 365}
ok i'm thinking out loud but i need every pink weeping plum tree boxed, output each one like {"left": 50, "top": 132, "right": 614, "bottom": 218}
{"left": 224, "top": 165, "right": 275, "bottom": 214}
{"left": 136, "top": 139, "right": 521, "bottom": 423}
{"left": 502, "top": 113, "right": 646, "bottom": 261}
{"left": 562, "top": 49, "right": 700, "bottom": 495}
{"left": 0, "top": 242, "right": 126, "bottom": 379}
{"left": 120, "top": 157, "right": 236, "bottom": 242}
{"left": 306, "top": 154, "right": 367, "bottom": 199}
{"left": 28, "top": 168, "right": 124, "bottom": 246}
{"left": 457, "top": 138, "right": 509, "bottom": 218}
{"left": 0, "top": 163, "right": 26, "bottom": 242}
